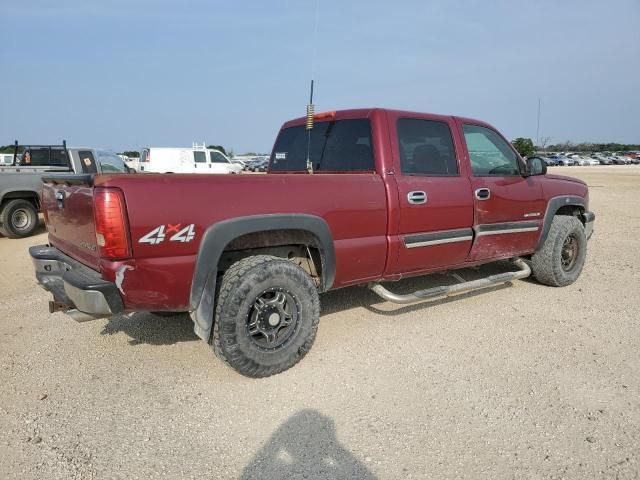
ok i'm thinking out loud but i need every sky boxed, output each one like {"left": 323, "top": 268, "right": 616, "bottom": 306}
{"left": 1, "top": 0, "right": 639, "bottom": 153}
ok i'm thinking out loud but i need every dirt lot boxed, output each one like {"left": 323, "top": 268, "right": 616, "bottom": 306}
{"left": 0, "top": 166, "right": 638, "bottom": 479}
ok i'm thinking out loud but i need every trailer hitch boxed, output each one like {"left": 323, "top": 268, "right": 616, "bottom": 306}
{"left": 369, "top": 258, "right": 531, "bottom": 305}
{"left": 49, "top": 301, "right": 70, "bottom": 313}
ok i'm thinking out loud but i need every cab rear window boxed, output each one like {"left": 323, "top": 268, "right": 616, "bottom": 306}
{"left": 270, "top": 119, "right": 374, "bottom": 172}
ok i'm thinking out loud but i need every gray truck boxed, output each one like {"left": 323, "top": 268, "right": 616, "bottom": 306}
{"left": 0, "top": 143, "right": 131, "bottom": 238}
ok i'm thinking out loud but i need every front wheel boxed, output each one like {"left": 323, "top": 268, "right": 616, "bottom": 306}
{"left": 531, "top": 216, "right": 587, "bottom": 287}
{"left": 211, "top": 255, "right": 320, "bottom": 378}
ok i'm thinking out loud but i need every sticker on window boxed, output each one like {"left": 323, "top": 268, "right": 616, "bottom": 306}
{"left": 275, "top": 152, "right": 286, "bottom": 160}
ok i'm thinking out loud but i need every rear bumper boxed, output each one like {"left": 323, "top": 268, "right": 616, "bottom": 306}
{"left": 582, "top": 211, "right": 595, "bottom": 240}
{"left": 29, "top": 245, "right": 124, "bottom": 321}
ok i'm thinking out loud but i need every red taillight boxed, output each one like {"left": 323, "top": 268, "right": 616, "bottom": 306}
{"left": 94, "top": 188, "right": 131, "bottom": 259}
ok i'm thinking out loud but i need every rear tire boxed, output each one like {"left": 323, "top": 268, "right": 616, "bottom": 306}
{"left": 532, "top": 215, "right": 587, "bottom": 287}
{"left": 0, "top": 199, "right": 39, "bottom": 238}
{"left": 211, "top": 255, "right": 320, "bottom": 378}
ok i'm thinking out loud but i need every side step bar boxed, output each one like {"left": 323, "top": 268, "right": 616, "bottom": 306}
{"left": 369, "top": 258, "right": 531, "bottom": 305}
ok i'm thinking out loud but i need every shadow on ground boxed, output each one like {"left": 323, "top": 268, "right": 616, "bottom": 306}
{"left": 101, "top": 260, "right": 526, "bottom": 346}
{"left": 241, "top": 409, "right": 377, "bottom": 480}
{"left": 101, "top": 311, "right": 198, "bottom": 346}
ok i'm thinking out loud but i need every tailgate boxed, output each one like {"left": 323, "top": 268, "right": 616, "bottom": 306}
{"left": 42, "top": 175, "right": 101, "bottom": 270}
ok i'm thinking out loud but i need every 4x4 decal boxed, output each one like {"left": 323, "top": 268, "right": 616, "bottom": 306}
{"left": 139, "top": 224, "right": 196, "bottom": 244}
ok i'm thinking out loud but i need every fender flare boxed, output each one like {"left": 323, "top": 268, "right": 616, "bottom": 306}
{"left": 189, "top": 214, "right": 336, "bottom": 341}
{"left": 536, "top": 195, "right": 586, "bottom": 250}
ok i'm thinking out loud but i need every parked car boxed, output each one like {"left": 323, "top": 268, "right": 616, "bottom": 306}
{"left": 0, "top": 144, "right": 130, "bottom": 238}
{"left": 138, "top": 147, "right": 242, "bottom": 174}
{"left": 31, "top": 107, "right": 595, "bottom": 378}
{"left": 569, "top": 154, "right": 592, "bottom": 166}
{"left": 550, "top": 154, "right": 573, "bottom": 166}
{"left": 245, "top": 158, "right": 269, "bottom": 172}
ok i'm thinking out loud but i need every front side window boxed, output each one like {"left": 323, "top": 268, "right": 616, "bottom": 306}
{"left": 397, "top": 118, "right": 458, "bottom": 175}
{"left": 210, "top": 151, "right": 229, "bottom": 163}
{"left": 463, "top": 124, "right": 520, "bottom": 176}
{"left": 270, "top": 119, "right": 374, "bottom": 172}
{"left": 96, "top": 151, "right": 127, "bottom": 173}
{"left": 193, "top": 151, "right": 206, "bottom": 163}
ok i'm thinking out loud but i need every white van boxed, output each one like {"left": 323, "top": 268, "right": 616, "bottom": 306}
{"left": 138, "top": 147, "right": 242, "bottom": 174}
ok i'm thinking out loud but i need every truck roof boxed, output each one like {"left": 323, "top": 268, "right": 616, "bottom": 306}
{"left": 281, "top": 108, "right": 491, "bottom": 130}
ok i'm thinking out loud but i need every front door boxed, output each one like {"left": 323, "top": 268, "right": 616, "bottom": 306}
{"left": 393, "top": 116, "right": 475, "bottom": 275}
{"left": 209, "top": 151, "right": 230, "bottom": 173}
{"left": 459, "top": 122, "right": 545, "bottom": 261}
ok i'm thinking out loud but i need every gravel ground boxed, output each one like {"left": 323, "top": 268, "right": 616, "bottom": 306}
{"left": 0, "top": 166, "right": 639, "bottom": 479}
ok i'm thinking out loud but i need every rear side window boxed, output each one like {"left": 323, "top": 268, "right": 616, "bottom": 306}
{"left": 140, "top": 149, "right": 149, "bottom": 162}
{"left": 463, "top": 124, "right": 520, "bottom": 176}
{"left": 270, "top": 119, "right": 374, "bottom": 172}
{"left": 78, "top": 150, "right": 98, "bottom": 174}
{"left": 193, "top": 151, "right": 206, "bottom": 163}
{"left": 397, "top": 118, "right": 458, "bottom": 176}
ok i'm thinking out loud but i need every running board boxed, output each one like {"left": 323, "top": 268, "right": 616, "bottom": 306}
{"left": 369, "top": 258, "right": 531, "bottom": 305}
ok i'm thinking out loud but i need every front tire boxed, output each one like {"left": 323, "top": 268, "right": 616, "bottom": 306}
{"left": 211, "top": 255, "right": 320, "bottom": 378}
{"left": 532, "top": 216, "right": 587, "bottom": 287}
{"left": 0, "top": 199, "right": 39, "bottom": 238}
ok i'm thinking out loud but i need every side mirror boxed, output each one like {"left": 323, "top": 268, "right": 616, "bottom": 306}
{"left": 525, "top": 157, "right": 547, "bottom": 176}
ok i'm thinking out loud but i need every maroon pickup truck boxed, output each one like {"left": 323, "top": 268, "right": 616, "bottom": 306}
{"left": 30, "top": 108, "right": 595, "bottom": 377}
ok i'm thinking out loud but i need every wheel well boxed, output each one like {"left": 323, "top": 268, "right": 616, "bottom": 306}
{"left": 218, "top": 229, "right": 323, "bottom": 287}
{"left": 1, "top": 192, "right": 40, "bottom": 210}
{"left": 555, "top": 205, "right": 585, "bottom": 224}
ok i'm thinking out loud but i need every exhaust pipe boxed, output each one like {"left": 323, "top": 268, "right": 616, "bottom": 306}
{"left": 369, "top": 258, "right": 531, "bottom": 305}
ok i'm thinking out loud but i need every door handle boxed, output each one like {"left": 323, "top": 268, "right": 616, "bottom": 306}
{"left": 55, "top": 190, "right": 65, "bottom": 209}
{"left": 474, "top": 188, "right": 491, "bottom": 200}
{"left": 407, "top": 191, "right": 427, "bottom": 204}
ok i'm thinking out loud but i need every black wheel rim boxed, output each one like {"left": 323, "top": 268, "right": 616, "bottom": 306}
{"left": 561, "top": 234, "right": 579, "bottom": 271}
{"left": 247, "top": 288, "right": 300, "bottom": 351}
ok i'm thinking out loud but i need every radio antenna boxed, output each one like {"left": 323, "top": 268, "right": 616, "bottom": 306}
{"left": 305, "top": 80, "right": 315, "bottom": 174}
{"left": 305, "top": 0, "right": 320, "bottom": 174}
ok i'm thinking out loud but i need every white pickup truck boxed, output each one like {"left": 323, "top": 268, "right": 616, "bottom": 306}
{"left": 0, "top": 144, "right": 130, "bottom": 238}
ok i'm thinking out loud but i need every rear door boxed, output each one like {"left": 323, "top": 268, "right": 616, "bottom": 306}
{"left": 459, "top": 122, "right": 545, "bottom": 261}
{"left": 391, "top": 114, "right": 474, "bottom": 274}
{"left": 193, "top": 150, "right": 207, "bottom": 173}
